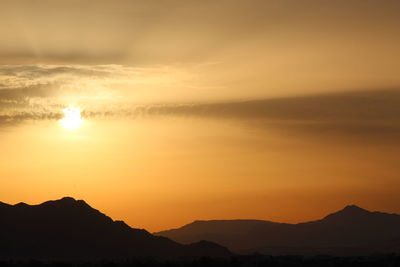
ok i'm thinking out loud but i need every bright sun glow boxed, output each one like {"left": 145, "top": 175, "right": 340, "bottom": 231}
{"left": 60, "top": 106, "right": 83, "bottom": 130}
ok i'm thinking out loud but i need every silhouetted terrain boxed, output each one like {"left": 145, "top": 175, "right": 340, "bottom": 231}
{"left": 1, "top": 254, "right": 400, "bottom": 267}
{"left": 0, "top": 197, "right": 231, "bottom": 260}
{"left": 156, "top": 205, "right": 400, "bottom": 255}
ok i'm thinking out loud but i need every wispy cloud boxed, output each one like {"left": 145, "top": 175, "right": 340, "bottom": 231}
{"left": 0, "top": 63, "right": 204, "bottom": 124}
{"left": 140, "top": 89, "right": 400, "bottom": 140}
{"left": 1, "top": 64, "right": 399, "bottom": 142}
{"left": 0, "top": 64, "right": 144, "bottom": 99}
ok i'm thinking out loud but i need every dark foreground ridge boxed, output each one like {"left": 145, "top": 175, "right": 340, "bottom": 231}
{"left": 0, "top": 197, "right": 231, "bottom": 260}
{"left": 1, "top": 254, "right": 400, "bottom": 267}
{"left": 156, "top": 205, "right": 400, "bottom": 255}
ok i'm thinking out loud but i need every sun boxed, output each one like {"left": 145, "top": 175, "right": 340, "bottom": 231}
{"left": 60, "top": 105, "right": 83, "bottom": 130}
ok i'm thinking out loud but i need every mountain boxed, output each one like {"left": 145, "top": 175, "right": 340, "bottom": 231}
{"left": 0, "top": 197, "right": 231, "bottom": 260}
{"left": 155, "top": 205, "right": 400, "bottom": 255}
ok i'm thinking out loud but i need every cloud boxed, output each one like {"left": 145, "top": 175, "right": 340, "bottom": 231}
{"left": 0, "top": 111, "right": 62, "bottom": 130}
{"left": 148, "top": 89, "right": 400, "bottom": 121}
{"left": 0, "top": 63, "right": 212, "bottom": 126}
{"left": 0, "top": 64, "right": 126, "bottom": 126}
{"left": 1, "top": 63, "right": 399, "bottom": 143}
{"left": 0, "top": 64, "right": 209, "bottom": 103}
{"left": 133, "top": 89, "right": 400, "bottom": 142}
{"left": 78, "top": 89, "right": 400, "bottom": 142}
{"left": 0, "top": 64, "right": 128, "bottom": 95}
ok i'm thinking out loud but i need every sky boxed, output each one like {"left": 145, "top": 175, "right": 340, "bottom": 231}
{"left": 0, "top": 0, "right": 400, "bottom": 232}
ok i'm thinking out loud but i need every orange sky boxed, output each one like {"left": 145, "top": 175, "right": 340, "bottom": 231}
{"left": 0, "top": 0, "right": 400, "bottom": 232}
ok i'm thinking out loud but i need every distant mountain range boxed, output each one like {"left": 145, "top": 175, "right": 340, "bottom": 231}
{"left": 2, "top": 198, "right": 399, "bottom": 260}
{"left": 155, "top": 205, "right": 400, "bottom": 255}
{"left": 0, "top": 197, "right": 231, "bottom": 260}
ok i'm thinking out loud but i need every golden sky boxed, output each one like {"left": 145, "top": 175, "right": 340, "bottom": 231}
{"left": 0, "top": 0, "right": 400, "bottom": 232}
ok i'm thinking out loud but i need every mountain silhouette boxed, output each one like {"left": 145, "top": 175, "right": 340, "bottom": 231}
{"left": 0, "top": 197, "right": 231, "bottom": 260}
{"left": 155, "top": 205, "right": 400, "bottom": 255}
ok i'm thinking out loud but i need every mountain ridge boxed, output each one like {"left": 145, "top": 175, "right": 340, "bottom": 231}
{"left": 0, "top": 197, "right": 231, "bottom": 260}
{"left": 157, "top": 204, "right": 388, "bottom": 231}
{"left": 155, "top": 205, "right": 400, "bottom": 255}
